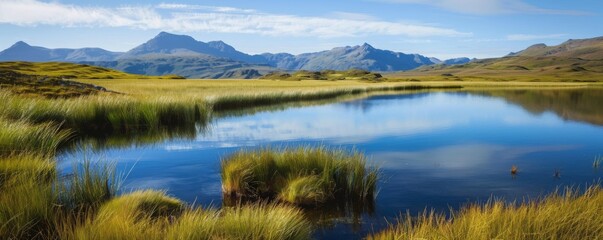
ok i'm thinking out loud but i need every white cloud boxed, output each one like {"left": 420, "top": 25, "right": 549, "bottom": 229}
{"left": 379, "top": 0, "right": 587, "bottom": 15}
{"left": 506, "top": 33, "right": 566, "bottom": 41}
{"left": 0, "top": 0, "right": 469, "bottom": 38}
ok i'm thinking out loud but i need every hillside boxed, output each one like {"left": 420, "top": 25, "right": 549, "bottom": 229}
{"left": 0, "top": 61, "right": 183, "bottom": 79}
{"left": 389, "top": 36, "right": 603, "bottom": 82}
{"left": 260, "top": 69, "right": 384, "bottom": 81}
{"left": 0, "top": 61, "right": 184, "bottom": 98}
{"left": 0, "top": 41, "right": 122, "bottom": 62}
{"left": 85, "top": 55, "right": 272, "bottom": 79}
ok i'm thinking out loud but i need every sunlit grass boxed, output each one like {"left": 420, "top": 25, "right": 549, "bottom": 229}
{"left": 221, "top": 146, "right": 379, "bottom": 206}
{"left": 61, "top": 190, "right": 183, "bottom": 240}
{"left": 368, "top": 185, "right": 603, "bottom": 240}
{"left": 167, "top": 203, "right": 312, "bottom": 240}
{"left": 0, "top": 118, "right": 71, "bottom": 156}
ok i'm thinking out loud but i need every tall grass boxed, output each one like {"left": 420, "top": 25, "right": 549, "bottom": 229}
{"left": 0, "top": 91, "right": 210, "bottom": 136}
{"left": 0, "top": 154, "right": 55, "bottom": 186}
{"left": 221, "top": 146, "right": 379, "bottom": 206}
{"left": 167, "top": 203, "right": 312, "bottom": 240}
{"left": 368, "top": 185, "right": 603, "bottom": 240}
{"left": 56, "top": 159, "right": 118, "bottom": 211}
{"left": 0, "top": 118, "right": 71, "bottom": 156}
{"left": 0, "top": 176, "right": 56, "bottom": 239}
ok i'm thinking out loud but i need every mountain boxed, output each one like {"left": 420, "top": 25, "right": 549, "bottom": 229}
{"left": 389, "top": 36, "right": 603, "bottom": 82}
{"left": 84, "top": 55, "right": 271, "bottom": 79}
{"left": 119, "top": 32, "right": 266, "bottom": 64}
{"left": 261, "top": 43, "right": 437, "bottom": 71}
{"left": 0, "top": 41, "right": 121, "bottom": 62}
{"left": 441, "top": 57, "right": 472, "bottom": 65}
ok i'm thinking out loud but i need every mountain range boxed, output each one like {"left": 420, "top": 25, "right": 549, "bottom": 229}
{"left": 0, "top": 32, "right": 470, "bottom": 78}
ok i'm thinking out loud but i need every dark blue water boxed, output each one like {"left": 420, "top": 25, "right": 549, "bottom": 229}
{"left": 59, "top": 89, "right": 603, "bottom": 239}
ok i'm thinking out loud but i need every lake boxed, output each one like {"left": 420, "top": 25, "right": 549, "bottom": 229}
{"left": 59, "top": 88, "right": 603, "bottom": 239}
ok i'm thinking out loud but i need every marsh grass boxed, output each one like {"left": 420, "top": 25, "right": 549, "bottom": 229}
{"left": 368, "top": 185, "right": 603, "bottom": 240}
{"left": 0, "top": 118, "right": 72, "bottom": 156}
{"left": 0, "top": 154, "right": 55, "bottom": 187}
{"left": 0, "top": 91, "right": 210, "bottom": 136}
{"left": 0, "top": 176, "right": 56, "bottom": 239}
{"left": 211, "top": 85, "right": 461, "bottom": 111}
{"left": 60, "top": 190, "right": 184, "bottom": 240}
{"left": 167, "top": 203, "right": 312, "bottom": 240}
{"left": 594, "top": 156, "right": 601, "bottom": 169}
{"left": 221, "top": 146, "right": 379, "bottom": 206}
{"left": 56, "top": 159, "right": 119, "bottom": 212}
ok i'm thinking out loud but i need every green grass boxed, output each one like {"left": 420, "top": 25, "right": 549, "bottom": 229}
{"left": 56, "top": 159, "right": 118, "bottom": 211}
{"left": 368, "top": 185, "right": 603, "bottom": 240}
{"left": 0, "top": 118, "right": 72, "bottom": 157}
{"left": 221, "top": 146, "right": 379, "bottom": 206}
{"left": 0, "top": 91, "right": 210, "bottom": 136}
{"left": 0, "top": 61, "right": 182, "bottom": 80}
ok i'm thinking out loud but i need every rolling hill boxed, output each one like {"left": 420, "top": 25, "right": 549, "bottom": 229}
{"left": 0, "top": 41, "right": 122, "bottom": 62}
{"left": 389, "top": 36, "right": 603, "bottom": 82}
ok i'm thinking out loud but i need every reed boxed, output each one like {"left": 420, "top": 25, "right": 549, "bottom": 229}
{"left": 56, "top": 159, "right": 118, "bottom": 211}
{"left": 367, "top": 185, "right": 603, "bottom": 240}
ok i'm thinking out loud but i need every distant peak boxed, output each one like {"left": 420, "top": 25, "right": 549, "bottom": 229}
{"left": 156, "top": 31, "right": 172, "bottom": 37}
{"left": 12, "top": 41, "right": 30, "bottom": 47}
{"left": 361, "top": 42, "right": 374, "bottom": 48}
{"left": 153, "top": 31, "right": 193, "bottom": 40}
{"left": 528, "top": 43, "right": 547, "bottom": 48}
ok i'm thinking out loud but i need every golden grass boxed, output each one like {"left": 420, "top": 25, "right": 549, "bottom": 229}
{"left": 368, "top": 185, "right": 603, "bottom": 240}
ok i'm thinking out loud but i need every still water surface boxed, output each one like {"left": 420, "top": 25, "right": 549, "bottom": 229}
{"left": 59, "top": 88, "right": 603, "bottom": 239}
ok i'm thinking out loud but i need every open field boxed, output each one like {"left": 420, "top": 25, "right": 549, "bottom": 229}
{"left": 80, "top": 78, "right": 603, "bottom": 98}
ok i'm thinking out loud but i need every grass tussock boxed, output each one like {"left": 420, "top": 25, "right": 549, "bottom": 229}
{"left": 221, "top": 146, "right": 378, "bottom": 206}
{"left": 56, "top": 159, "right": 118, "bottom": 211}
{"left": 368, "top": 185, "right": 603, "bottom": 240}
{"left": 167, "top": 203, "right": 312, "bottom": 240}
{"left": 61, "top": 190, "right": 183, "bottom": 240}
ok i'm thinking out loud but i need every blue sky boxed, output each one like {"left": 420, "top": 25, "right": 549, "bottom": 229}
{"left": 0, "top": 0, "right": 601, "bottom": 59}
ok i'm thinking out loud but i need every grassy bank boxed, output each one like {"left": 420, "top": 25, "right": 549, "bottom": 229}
{"left": 221, "top": 146, "right": 378, "bottom": 206}
{"left": 368, "top": 186, "right": 603, "bottom": 240}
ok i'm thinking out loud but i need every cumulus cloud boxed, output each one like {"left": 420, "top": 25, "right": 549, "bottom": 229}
{"left": 379, "top": 0, "right": 587, "bottom": 15}
{"left": 0, "top": 0, "right": 469, "bottom": 38}
{"left": 506, "top": 33, "right": 567, "bottom": 41}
